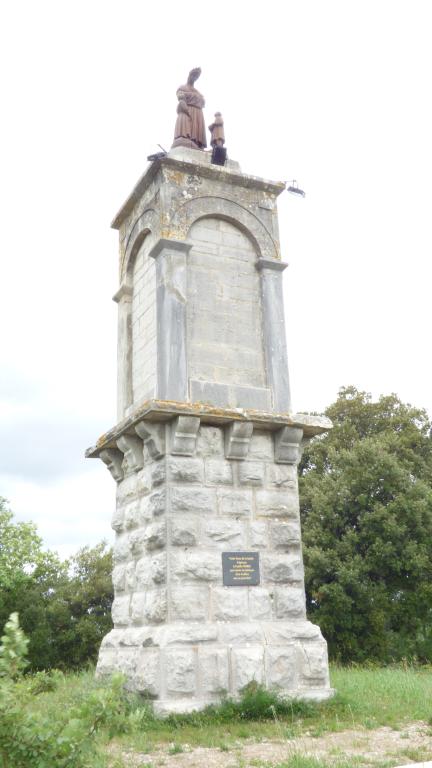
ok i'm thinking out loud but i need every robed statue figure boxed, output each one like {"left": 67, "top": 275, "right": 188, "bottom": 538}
{"left": 172, "top": 68, "right": 207, "bottom": 150}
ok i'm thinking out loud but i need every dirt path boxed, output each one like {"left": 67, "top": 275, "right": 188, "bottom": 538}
{"left": 113, "top": 721, "right": 432, "bottom": 767}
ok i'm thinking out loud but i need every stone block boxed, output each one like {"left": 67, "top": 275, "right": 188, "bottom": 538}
{"left": 269, "top": 521, "right": 301, "bottom": 549}
{"left": 150, "top": 552, "right": 167, "bottom": 584}
{"left": 112, "top": 595, "right": 130, "bottom": 626}
{"left": 232, "top": 647, "right": 264, "bottom": 691}
{"left": 266, "top": 646, "right": 296, "bottom": 689}
{"left": 249, "top": 588, "right": 273, "bottom": 620}
{"left": 248, "top": 431, "right": 273, "bottom": 461}
{"left": 151, "top": 460, "right": 166, "bottom": 487}
{"left": 168, "top": 457, "right": 204, "bottom": 484}
{"left": 170, "top": 517, "right": 200, "bottom": 547}
{"left": 96, "top": 648, "right": 118, "bottom": 677}
{"left": 134, "top": 650, "right": 160, "bottom": 697}
{"left": 298, "top": 643, "right": 328, "bottom": 681}
{"left": 203, "top": 520, "right": 244, "bottom": 549}
{"left": 113, "top": 534, "right": 131, "bottom": 562}
{"left": 224, "top": 422, "right": 253, "bottom": 459}
{"left": 170, "top": 416, "right": 200, "bottom": 456}
{"left": 263, "top": 621, "right": 321, "bottom": 645}
{"left": 211, "top": 587, "right": 248, "bottom": 621}
{"left": 217, "top": 489, "right": 252, "bottom": 517}
{"left": 111, "top": 506, "right": 125, "bottom": 533}
{"left": 249, "top": 521, "right": 268, "bottom": 548}
{"left": 205, "top": 459, "right": 233, "bottom": 485}
{"left": 170, "top": 586, "right": 209, "bottom": 621}
{"left": 220, "top": 623, "right": 264, "bottom": 645}
{"left": 125, "top": 561, "right": 136, "bottom": 590}
{"left": 199, "top": 649, "right": 229, "bottom": 694}
{"left": 256, "top": 489, "right": 298, "bottom": 518}
{"left": 124, "top": 503, "right": 141, "bottom": 530}
{"left": 144, "top": 589, "right": 167, "bottom": 624}
{"left": 112, "top": 564, "right": 126, "bottom": 592}
{"left": 162, "top": 624, "right": 218, "bottom": 645}
{"left": 171, "top": 551, "right": 221, "bottom": 583}
{"left": 144, "top": 521, "right": 166, "bottom": 551}
{"left": 130, "top": 592, "right": 146, "bottom": 624}
{"left": 117, "top": 647, "right": 137, "bottom": 679}
{"left": 262, "top": 554, "right": 304, "bottom": 583}
{"left": 136, "top": 467, "right": 152, "bottom": 496}
{"left": 116, "top": 473, "right": 138, "bottom": 504}
{"left": 170, "top": 487, "right": 216, "bottom": 515}
{"left": 165, "top": 649, "right": 196, "bottom": 694}
{"left": 196, "top": 426, "right": 224, "bottom": 457}
{"left": 135, "top": 556, "right": 151, "bottom": 588}
{"left": 135, "top": 421, "right": 165, "bottom": 459}
{"left": 238, "top": 461, "right": 265, "bottom": 486}
{"left": 275, "top": 586, "right": 306, "bottom": 618}
{"left": 129, "top": 529, "right": 146, "bottom": 556}
{"left": 100, "top": 448, "right": 124, "bottom": 482}
{"left": 266, "top": 464, "right": 297, "bottom": 489}
{"left": 141, "top": 489, "right": 166, "bottom": 517}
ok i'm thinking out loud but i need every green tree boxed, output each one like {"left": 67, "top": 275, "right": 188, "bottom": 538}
{"left": 299, "top": 386, "right": 432, "bottom": 663}
{"left": 0, "top": 500, "right": 112, "bottom": 670}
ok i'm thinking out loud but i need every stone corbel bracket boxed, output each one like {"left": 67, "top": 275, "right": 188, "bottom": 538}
{"left": 99, "top": 448, "right": 124, "bottom": 482}
{"left": 169, "top": 415, "right": 200, "bottom": 456}
{"left": 135, "top": 421, "right": 165, "bottom": 459}
{"left": 225, "top": 422, "right": 254, "bottom": 460}
{"left": 116, "top": 435, "right": 144, "bottom": 473}
{"left": 274, "top": 426, "right": 304, "bottom": 464}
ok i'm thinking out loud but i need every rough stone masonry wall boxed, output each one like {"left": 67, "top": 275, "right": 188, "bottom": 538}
{"left": 97, "top": 419, "right": 331, "bottom": 714}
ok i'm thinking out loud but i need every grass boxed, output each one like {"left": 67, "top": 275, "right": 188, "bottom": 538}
{"left": 26, "top": 664, "right": 432, "bottom": 762}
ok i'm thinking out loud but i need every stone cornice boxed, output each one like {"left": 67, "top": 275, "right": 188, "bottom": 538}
{"left": 85, "top": 398, "right": 332, "bottom": 458}
{"left": 111, "top": 154, "right": 286, "bottom": 231}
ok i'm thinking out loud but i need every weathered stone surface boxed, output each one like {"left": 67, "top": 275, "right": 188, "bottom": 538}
{"left": 205, "top": 459, "right": 233, "bottom": 485}
{"left": 144, "top": 589, "right": 167, "bottom": 624}
{"left": 134, "top": 650, "right": 160, "bottom": 696}
{"left": 203, "top": 520, "right": 244, "bottom": 549}
{"left": 196, "top": 426, "right": 224, "bottom": 457}
{"left": 232, "top": 647, "right": 264, "bottom": 691}
{"left": 248, "top": 431, "right": 273, "bottom": 461}
{"left": 266, "top": 463, "right": 297, "bottom": 488}
{"left": 171, "top": 551, "right": 220, "bottom": 582}
{"left": 256, "top": 489, "right": 298, "bottom": 518}
{"left": 170, "top": 586, "right": 208, "bottom": 621}
{"left": 220, "top": 623, "right": 264, "bottom": 645}
{"left": 217, "top": 489, "right": 252, "bottom": 517}
{"left": 168, "top": 457, "right": 204, "bottom": 484}
{"left": 125, "top": 561, "right": 136, "bottom": 590}
{"left": 269, "top": 521, "right": 301, "bottom": 549}
{"left": 211, "top": 587, "right": 248, "bottom": 621}
{"left": 275, "top": 586, "right": 306, "bottom": 619}
{"left": 141, "top": 489, "right": 166, "bottom": 517}
{"left": 111, "top": 506, "right": 125, "bottom": 533}
{"left": 117, "top": 434, "right": 144, "bottom": 472}
{"left": 262, "top": 554, "right": 304, "bottom": 583}
{"left": 274, "top": 426, "right": 303, "bottom": 464}
{"left": 249, "top": 521, "right": 268, "bottom": 548}
{"left": 130, "top": 592, "right": 146, "bottom": 624}
{"left": 170, "top": 415, "right": 200, "bottom": 456}
{"left": 298, "top": 643, "right": 329, "bottom": 681}
{"left": 266, "top": 646, "right": 296, "bottom": 689}
{"left": 224, "top": 422, "right": 253, "bottom": 460}
{"left": 165, "top": 649, "right": 196, "bottom": 694}
{"left": 100, "top": 448, "right": 124, "bottom": 482}
{"left": 170, "top": 517, "right": 200, "bottom": 547}
{"left": 263, "top": 621, "right": 322, "bottom": 644}
{"left": 124, "top": 503, "right": 141, "bottom": 529}
{"left": 112, "top": 595, "right": 130, "bottom": 626}
{"left": 151, "top": 459, "right": 166, "bottom": 487}
{"left": 113, "top": 535, "right": 131, "bottom": 562}
{"left": 144, "top": 521, "right": 166, "bottom": 551}
{"left": 150, "top": 552, "right": 167, "bottom": 584}
{"left": 162, "top": 624, "right": 218, "bottom": 645}
{"left": 135, "top": 556, "right": 151, "bottom": 588}
{"left": 238, "top": 461, "right": 265, "bottom": 486}
{"left": 199, "top": 648, "right": 229, "bottom": 693}
{"left": 171, "top": 487, "right": 216, "bottom": 515}
{"left": 249, "top": 588, "right": 273, "bottom": 620}
{"left": 112, "top": 564, "right": 126, "bottom": 592}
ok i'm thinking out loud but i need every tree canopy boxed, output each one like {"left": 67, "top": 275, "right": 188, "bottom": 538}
{"left": 299, "top": 386, "right": 432, "bottom": 663}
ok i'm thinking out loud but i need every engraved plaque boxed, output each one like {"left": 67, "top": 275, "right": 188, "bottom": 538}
{"left": 222, "top": 551, "right": 260, "bottom": 587}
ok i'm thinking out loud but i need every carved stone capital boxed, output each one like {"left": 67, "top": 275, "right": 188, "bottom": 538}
{"left": 135, "top": 421, "right": 165, "bottom": 459}
{"left": 116, "top": 435, "right": 144, "bottom": 473}
{"left": 225, "top": 422, "right": 253, "bottom": 460}
{"left": 170, "top": 416, "right": 200, "bottom": 456}
{"left": 274, "top": 427, "right": 304, "bottom": 464}
{"left": 99, "top": 448, "right": 124, "bottom": 482}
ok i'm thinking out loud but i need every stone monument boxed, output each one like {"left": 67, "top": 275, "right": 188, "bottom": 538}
{"left": 87, "top": 77, "right": 333, "bottom": 713}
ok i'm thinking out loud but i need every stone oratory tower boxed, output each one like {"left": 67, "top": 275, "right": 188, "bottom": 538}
{"left": 87, "top": 77, "right": 333, "bottom": 713}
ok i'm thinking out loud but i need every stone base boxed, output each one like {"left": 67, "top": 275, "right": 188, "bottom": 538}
{"left": 171, "top": 137, "right": 204, "bottom": 150}
{"left": 96, "top": 619, "right": 333, "bottom": 713}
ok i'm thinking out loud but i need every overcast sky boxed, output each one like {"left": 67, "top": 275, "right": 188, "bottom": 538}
{"left": 1, "top": 0, "right": 431, "bottom": 558}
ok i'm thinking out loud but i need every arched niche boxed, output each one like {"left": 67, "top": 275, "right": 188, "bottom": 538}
{"left": 186, "top": 216, "right": 271, "bottom": 411}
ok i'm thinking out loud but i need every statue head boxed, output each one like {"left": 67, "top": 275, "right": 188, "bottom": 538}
{"left": 187, "top": 67, "right": 202, "bottom": 86}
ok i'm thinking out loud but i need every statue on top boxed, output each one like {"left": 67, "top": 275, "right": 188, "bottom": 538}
{"left": 172, "top": 68, "right": 207, "bottom": 150}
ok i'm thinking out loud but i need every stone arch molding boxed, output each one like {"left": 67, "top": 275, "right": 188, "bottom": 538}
{"left": 171, "top": 196, "right": 280, "bottom": 262}
{"left": 122, "top": 208, "right": 159, "bottom": 281}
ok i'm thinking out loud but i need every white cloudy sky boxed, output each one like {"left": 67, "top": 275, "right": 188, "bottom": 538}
{"left": 1, "top": 0, "right": 431, "bottom": 558}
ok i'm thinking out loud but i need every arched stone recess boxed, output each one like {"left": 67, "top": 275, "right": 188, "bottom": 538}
{"left": 186, "top": 214, "right": 272, "bottom": 412}
{"left": 121, "top": 208, "right": 159, "bottom": 282}
{"left": 168, "top": 196, "right": 280, "bottom": 262}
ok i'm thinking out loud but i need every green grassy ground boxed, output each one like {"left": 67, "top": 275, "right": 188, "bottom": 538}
{"left": 26, "top": 664, "right": 432, "bottom": 767}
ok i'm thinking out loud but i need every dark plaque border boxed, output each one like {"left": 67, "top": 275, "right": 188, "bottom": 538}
{"left": 222, "top": 551, "right": 260, "bottom": 587}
